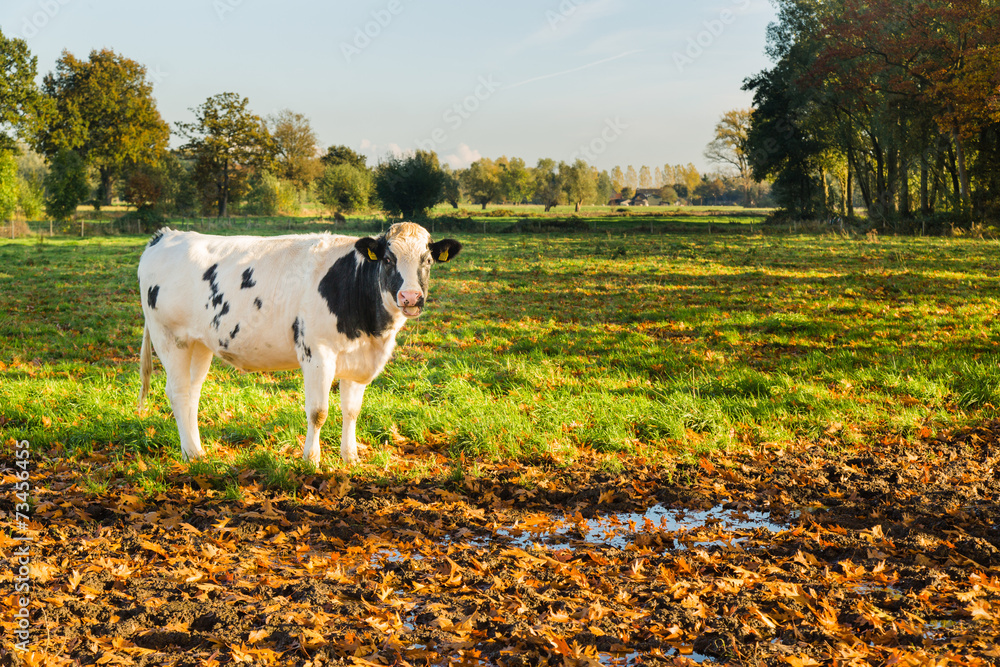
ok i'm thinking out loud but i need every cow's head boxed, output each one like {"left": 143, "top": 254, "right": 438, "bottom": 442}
{"left": 355, "top": 222, "right": 462, "bottom": 319}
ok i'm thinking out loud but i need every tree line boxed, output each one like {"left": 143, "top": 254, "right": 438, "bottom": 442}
{"left": 744, "top": 0, "right": 1000, "bottom": 225}
{"left": 0, "top": 30, "right": 765, "bottom": 226}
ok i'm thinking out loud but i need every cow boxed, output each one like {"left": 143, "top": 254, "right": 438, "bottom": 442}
{"left": 137, "top": 222, "right": 461, "bottom": 465}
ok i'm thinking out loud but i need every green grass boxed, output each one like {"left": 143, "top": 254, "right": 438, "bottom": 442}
{"left": 2, "top": 229, "right": 1000, "bottom": 482}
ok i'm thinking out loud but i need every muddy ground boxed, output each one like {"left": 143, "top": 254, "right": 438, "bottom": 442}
{"left": 3, "top": 422, "right": 1000, "bottom": 666}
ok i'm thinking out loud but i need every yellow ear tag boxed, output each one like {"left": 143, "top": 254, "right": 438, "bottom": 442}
{"left": 438, "top": 248, "right": 449, "bottom": 262}
{"left": 367, "top": 248, "right": 378, "bottom": 261}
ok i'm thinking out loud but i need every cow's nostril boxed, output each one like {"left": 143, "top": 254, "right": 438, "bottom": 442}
{"left": 398, "top": 291, "right": 422, "bottom": 307}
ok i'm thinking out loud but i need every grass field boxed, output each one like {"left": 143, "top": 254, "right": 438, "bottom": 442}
{"left": 2, "top": 227, "right": 999, "bottom": 491}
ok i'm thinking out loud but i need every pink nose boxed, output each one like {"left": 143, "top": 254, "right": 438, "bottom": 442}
{"left": 398, "top": 290, "right": 422, "bottom": 307}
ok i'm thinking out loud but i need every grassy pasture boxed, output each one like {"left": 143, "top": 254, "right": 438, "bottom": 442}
{"left": 2, "top": 227, "right": 999, "bottom": 491}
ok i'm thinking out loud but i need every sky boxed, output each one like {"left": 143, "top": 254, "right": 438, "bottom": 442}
{"left": 2, "top": 0, "right": 778, "bottom": 174}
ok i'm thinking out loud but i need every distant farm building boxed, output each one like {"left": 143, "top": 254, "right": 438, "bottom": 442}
{"left": 609, "top": 188, "right": 663, "bottom": 206}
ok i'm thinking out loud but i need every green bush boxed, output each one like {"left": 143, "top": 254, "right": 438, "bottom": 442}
{"left": 242, "top": 172, "right": 300, "bottom": 216}
{"left": 16, "top": 173, "right": 44, "bottom": 219}
{"left": 43, "top": 149, "right": 90, "bottom": 221}
{"left": 0, "top": 153, "right": 17, "bottom": 221}
{"left": 317, "top": 163, "right": 371, "bottom": 214}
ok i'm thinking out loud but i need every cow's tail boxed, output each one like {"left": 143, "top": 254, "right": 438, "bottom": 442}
{"left": 138, "top": 324, "right": 152, "bottom": 413}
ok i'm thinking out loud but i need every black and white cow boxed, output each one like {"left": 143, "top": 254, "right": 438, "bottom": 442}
{"left": 137, "top": 222, "right": 461, "bottom": 464}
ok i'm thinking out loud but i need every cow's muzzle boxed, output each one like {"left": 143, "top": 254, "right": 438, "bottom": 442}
{"left": 397, "top": 290, "right": 424, "bottom": 318}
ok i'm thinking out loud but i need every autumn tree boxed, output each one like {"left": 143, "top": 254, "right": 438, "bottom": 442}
{"left": 176, "top": 93, "right": 275, "bottom": 218}
{"left": 268, "top": 109, "right": 322, "bottom": 191}
{"left": 676, "top": 164, "right": 702, "bottom": 199}
{"left": 461, "top": 158, "right": 503, "bottom": 210}
{"left": 811, "top": 0, "right": 1000, "bottom": 216}
{"left": 747, "top": 0, "right": 1000, "bottom": 222}
{"left": 0, "top": 29, "right": 43, "bottom": 155}
{"left": 561, "top": 159, "right": 598, "bottom": 212}
{"left": 596, "top": 170, "right": 614, "bottom": 204}
{"left": 532, "top": 158, "right": 565, "bottom": 211}
{"left": 624, "top": 165, "right": 638, "bottom": 190}
{"left": 610, "top": 166, "right": 625, "bottom": 191}
{"left": 497, "top": 156, "right": 533, "bottom": 204}
{"left": 705, "top": 108, "right": 755, "bottom": 205}
{"left": 638, "top": 166, "right": 652, "bottom": 189}
{"left": 35, "top": 49, "right": 169, "bottom": 206}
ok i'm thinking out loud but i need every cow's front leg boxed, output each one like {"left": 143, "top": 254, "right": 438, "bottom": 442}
{"left": 339, "top": 379, "right": 368, "bottom": 464}
{"left": 301, "top": 354, "right": 335, "bottom": 466}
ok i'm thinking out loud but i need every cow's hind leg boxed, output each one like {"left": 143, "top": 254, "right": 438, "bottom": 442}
{"left": 152, "top": 333, "right": 207, "bottom": 461}
{"left": 339, "top": 379, "right": 368, "bottom": 465}
{"left": 301, "top": 356, "right": 335, "bottom": 466}
{"left": 184, "top": 342, "right": 214, "bottom": 458}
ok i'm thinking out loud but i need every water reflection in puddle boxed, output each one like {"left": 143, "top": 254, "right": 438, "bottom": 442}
{"left": 599, "top": 648, "right": 712, "bottom": 665}
{"left": 366, "top": 504, "right": 793, "bottom": 572}
{"left": 495, "top": 504, "right": 792, "bottom": 551}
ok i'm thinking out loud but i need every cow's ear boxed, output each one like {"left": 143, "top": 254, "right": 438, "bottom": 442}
{"left": 430, "top": 239, "right": 462, "bottom": 263}
{"left": 355, "top": 237, "right": 384, "bottom": 262}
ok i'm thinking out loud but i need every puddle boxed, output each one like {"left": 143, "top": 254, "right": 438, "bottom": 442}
{"left": 852, "top": 583, "right": 904, "bottom": 598}
{"left": 492, "top": 504, "right": 791, "bottom": 552}
{"left": 923, "top": 619, "right": 960, "bottom": 639}
{"left": 597, "top": 648, "right": 710, "bottom": 664}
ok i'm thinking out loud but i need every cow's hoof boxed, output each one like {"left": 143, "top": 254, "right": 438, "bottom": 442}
{"left": 340, "top": 442, "right": 368, "bottom": 465}
{"left": 181, "top": 448, "right": 206, "bottom": 461}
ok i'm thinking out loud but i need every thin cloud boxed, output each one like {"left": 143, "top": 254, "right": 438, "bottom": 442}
{"left": 506, "top": 50, "right": 641, "bottom": 90}
{"left": 510, "top": 0, "right": 625, "bottom": 53}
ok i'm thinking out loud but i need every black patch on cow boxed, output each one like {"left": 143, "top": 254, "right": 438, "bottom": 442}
{"left": 254, "top": 297, "right": 263, "bottom": 310}
{"left": 211, "top": 302, "right": 230, "bottom": 330}
{"left": 292, "top": 317, "right": 312, "bottom": 361}
{"left": 203, "top": 264, "right": 219, "bottom": 288}
{"left": 380, "top": 250, "right": 407, "bottom": 303}
{"left": 202, "top": 263, "right": 232, "bottom": 328}
{"left": 203, "top": 264, "right": 221, "bottom": 308}
{"left": 147, "top": 285, "right": 160, "bottom": 309}
{"left": 318, "top": 249, "right": 395, "bottom": 340}
{"left": 240, "top": 268, "right": 256, "bottom": 289}
{"left": 229, "top": 323, "right": 240, "bottom": 340}
{"left": 218, "top": 338, "right": 229, "bottom": 350}
{"left": 147, "top": 230, "right": 164, "bottom": 247}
